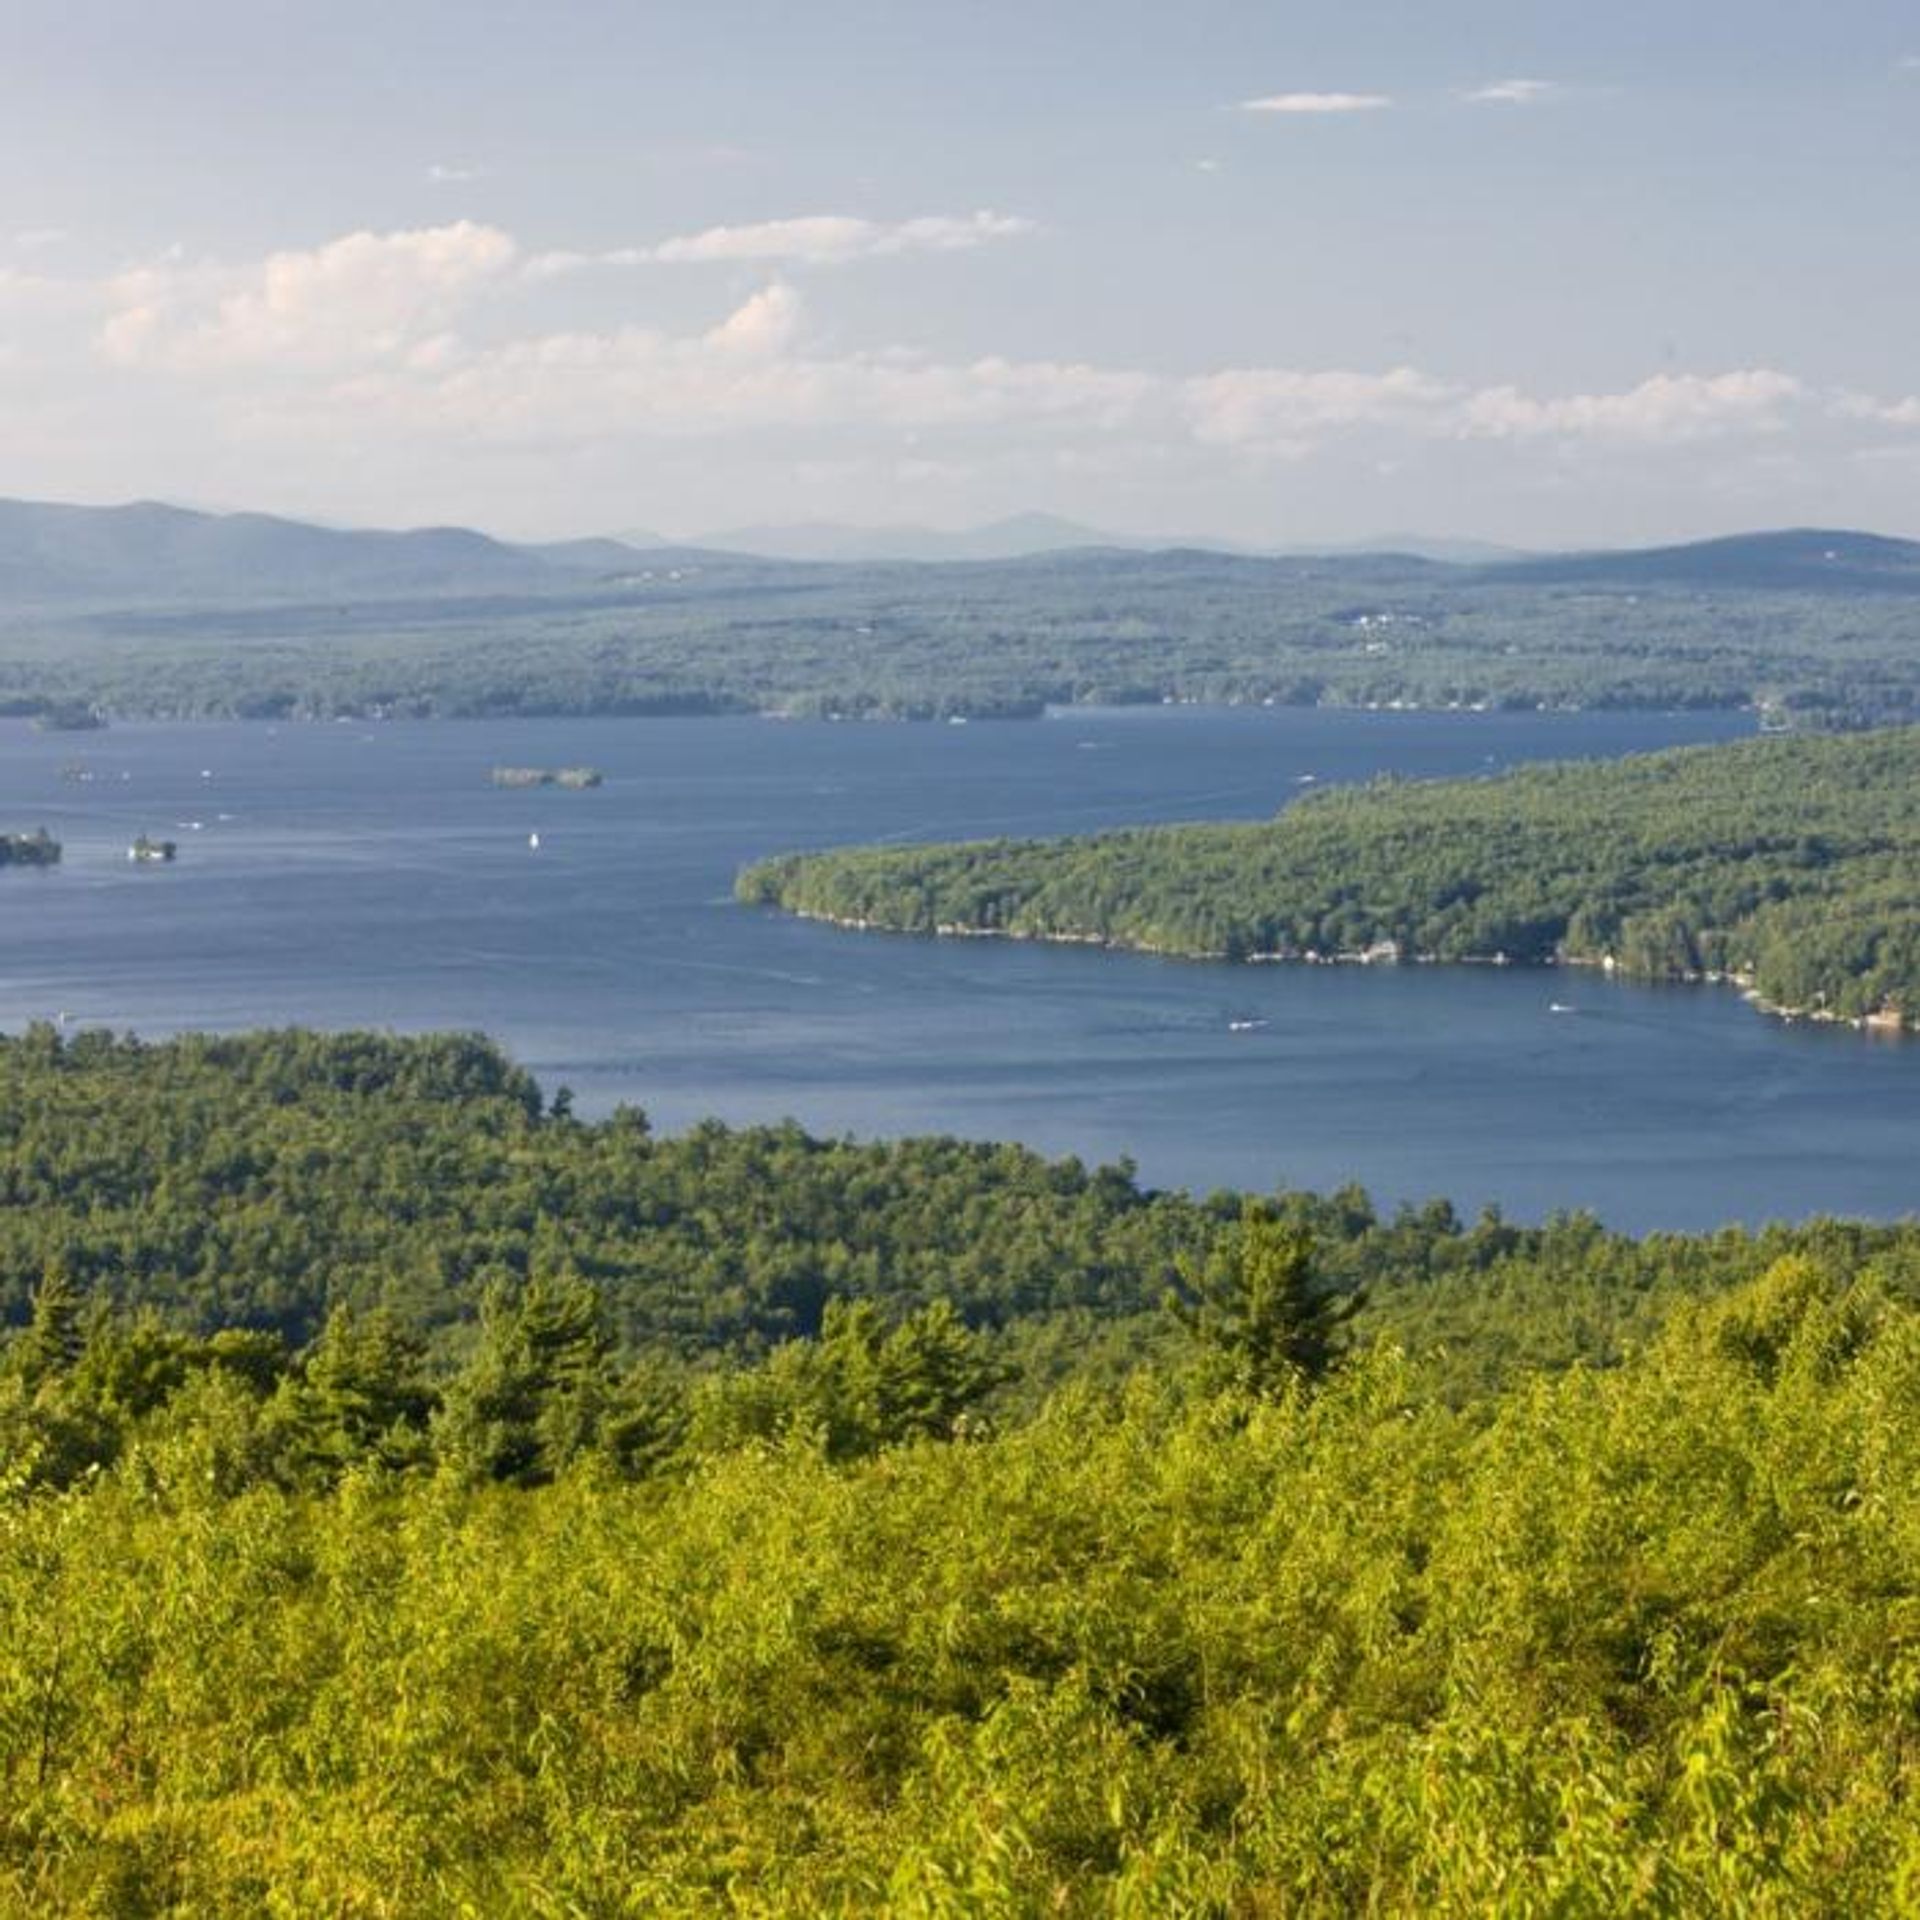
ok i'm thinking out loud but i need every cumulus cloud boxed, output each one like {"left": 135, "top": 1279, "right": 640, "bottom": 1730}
{"left": 1456, "top": 370, "right": 1804, "bottom": 442}
{"left": 1185, "top": 367, "right": 1461, "bottom": 445}
{"left": 98, "top": 222, "right": 520, "bottom": 369}
{"left": 69, "top": 224, "right": 1848, "bottom": 462}
{"left": 353, "top": 325, "right": 1152, "bottom": 445}
{"left": 1834, "top": 390, "right": 1920, "bottom": 428}
{"left": 1239, "top": 91, "right": 1392, "bottom": 114}
{"left": 1184, "top": 366, "right": 1810, "bottom": 451}
{"left": 649, "top": 210, "right": 1034, "bottom": 267}
{"left": 1465, "top": 78, "right": 1562, "bottom": 105}
{"left": 704, "top": 282, "right": 802, "bottom": 356}
{"left": 521, "top": 212, "right": 1036, "bottom": 281}
{"left": 3, "top": 217, "right": 1911, "bottom": 538}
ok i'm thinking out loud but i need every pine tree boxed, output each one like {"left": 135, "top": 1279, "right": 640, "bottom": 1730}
{"left": 435, "top": 1274, "right": 613, "bottom": 1485}
{"left": 16, "top": 1260, "right": 86, "bottom": 1387}
{"left": 1168, "top": 1204, "right": 1362, "bottom": 1396}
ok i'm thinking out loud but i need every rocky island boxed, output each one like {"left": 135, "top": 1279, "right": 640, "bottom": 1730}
{"left": 31, "top": 704, "right": 107, "bottom": 733}
{"left": 0, "top": 828, "right": 61, "bottom": 867}
{"left": 490, "top": 766, "right": 604, "bottom": 790}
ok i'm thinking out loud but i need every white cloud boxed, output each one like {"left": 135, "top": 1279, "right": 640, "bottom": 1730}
{"left": 70, "top": 225, "right": 1839, "bottom": 462}
{"left": 1183, "top": 366, "right": 1814, "bottom": 452}
{"left": 98, "top": 222, "right": 520, "bottom": 369}
{"left": 3, "top": 217, "right": 1910, "bottom": 540}
{"left": 383, "top": 332, "right": 1148, "bottom": 443}
{"left": 705, "top": 282, "right": 802, "bottom": 356}
{"left": 1185, "top": 366, "right": 1461, "bottom": 445}
{"left": 425, "top": 163, "right": 486, "bottom": 185}
{"left": 521, "top": 212, "right": 1036, "bottom": 281}
{"left": 1465, "top": 78, "right": 1561, "bottom": 105}
{"left": 1833, "top": 390, "right": 1920, "bottom": 428}
{"left": 12, "top": 228, "right": 68, "bottom": 251}
{"left": 1239, "top": 91, "right": 1392, "bottom": 114}
{"left": 1457, "top": 370, "right": 1804, "bottom": 442}
{"left": 646, "top": 210, "right": 1036, "bottom": 267}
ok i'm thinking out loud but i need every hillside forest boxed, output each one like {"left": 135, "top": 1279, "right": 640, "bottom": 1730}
{"left": 3, "top": 1028, "right": 1920, "bottom": 1910}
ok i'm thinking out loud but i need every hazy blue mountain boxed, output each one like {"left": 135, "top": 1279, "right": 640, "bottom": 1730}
{"left": 0, "top": 498, "right": 666, "bottom": 604}
{"left": 693, "top": 511, "right": 1152, "bottom": 563}
{"left": 697, "top": 515, "right": 1539, "bottom": 566}
{"left": 1314, "top": 533, "right": 1529, "bottom": 565}
{"left": 1491, "top": 528, "right": 1920, "bottom": 592}
{"left": 525, "top": 536, "right": 672, "bottom": 575}
{"left": 3, "top": 496, "right": 1915, "bottom": 612}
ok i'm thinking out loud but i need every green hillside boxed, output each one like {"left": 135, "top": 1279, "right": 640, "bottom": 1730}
{"left": 741, "top": 724, "right": 1920, "bottom": 1027}
{"left": 4, "top": 1029, "right": 1920, "bottom": 1910}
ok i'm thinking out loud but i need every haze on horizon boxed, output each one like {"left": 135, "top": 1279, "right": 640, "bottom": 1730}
{"left": 2, "top": 0, "right": 1917, "bottom": 550}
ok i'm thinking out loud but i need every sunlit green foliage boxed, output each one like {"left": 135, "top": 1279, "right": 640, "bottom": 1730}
{"left": 1, "top": 1029, "right": 1919, "bottom": 1906}
{"left": 3, "top": 1257, "right": 1919, "bottom": 1912}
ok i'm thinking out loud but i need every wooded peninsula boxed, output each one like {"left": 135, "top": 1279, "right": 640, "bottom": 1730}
{"left": 740, "top": 724, "right": 1920, "bottom": 1029}
{"left": 4, "top": 1026, "right": 1920, "bottom": 1910}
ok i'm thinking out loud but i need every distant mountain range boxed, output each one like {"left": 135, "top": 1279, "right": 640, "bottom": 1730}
{"left": 686, "top": 514, "right": 1525, "bottom": 566}
{"left": 689, "top": 512, "right": 1146, "bottom": 564}
{"left": 0, "top": 499, "right": 701, "bottom": 606}
{"left": 1, "top": 495, "right": 1916, "bottom": 605}
{"left": 1489, "top": 528, "right": 1920, "bottom": 592}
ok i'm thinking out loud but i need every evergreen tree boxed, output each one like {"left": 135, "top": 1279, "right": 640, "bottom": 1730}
{"left": 297, "top": 1305, "right": 437, "bottom": 1474}
{"left": 1168, "top": 1204, "right": 1362, "bottom": 1395}
{"left": 434, "top": 1274, "right": 613, "bottom": 1486}
{"left": 15, "top": 1261, "right": 86, "bottom": 1388}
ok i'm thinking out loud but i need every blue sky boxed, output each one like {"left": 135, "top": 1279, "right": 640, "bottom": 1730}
{"left": 2, "top": 0, "right": 1917, "bottom": 544}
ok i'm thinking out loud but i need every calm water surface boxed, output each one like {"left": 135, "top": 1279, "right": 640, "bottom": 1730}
{"left": 3, "top": 705, "right": 1912, "bottom": 1232}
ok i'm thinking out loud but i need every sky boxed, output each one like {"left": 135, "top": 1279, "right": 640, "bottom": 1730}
{"left": 2, "top": 0, "right": 1918, "bottom": 547}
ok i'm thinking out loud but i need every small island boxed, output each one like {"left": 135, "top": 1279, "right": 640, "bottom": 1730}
{"left": 0, "top": 828, "right": 61, "bottom": 867}
{"left": 739, "top": 725, "right": 1920, "bottom": 1033}
{"left": 489, "top": 766, "right": 604, "bottom": 790}
{"left": 128, "top": 835, "right": 177, "bottom": 864}
{"left": 32, "top": 704, "right": 107, "bottom": 733}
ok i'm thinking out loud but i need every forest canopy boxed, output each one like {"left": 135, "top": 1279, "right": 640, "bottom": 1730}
{"left": 8, "top": 544, "right": 1920, "bottom": 726}
{"left": 740, "top": 722, "right": 1920, "bottom": 1027}
{"left": 4, "top": 1029, "right": 1920, "bottom": 1909}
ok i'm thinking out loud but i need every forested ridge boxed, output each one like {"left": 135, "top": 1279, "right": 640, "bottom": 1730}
{"left": 741, "top": 723, "right": 1920, "bottom": 1027}
{"left": 9, "top": 543, "right": 1920, "bottom": 727}
{"left": 5, "top": 1028, "right": 1920, "bottom": 1908}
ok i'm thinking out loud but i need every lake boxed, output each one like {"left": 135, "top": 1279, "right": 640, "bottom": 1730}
{"left": 3, "top": 704, "right": 1914, "bottom": 1232}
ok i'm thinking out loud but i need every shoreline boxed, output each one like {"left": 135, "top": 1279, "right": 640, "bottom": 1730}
{"left": 774, "top": 905, "right": 1912, "bottom": 1038}
{"left": 0, "top": 695, "right": 1771, "bottom": 730}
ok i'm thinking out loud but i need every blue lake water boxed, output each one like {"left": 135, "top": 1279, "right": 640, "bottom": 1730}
{"left": 2, "top": 704, "right": 1913, "bottom": 1232}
